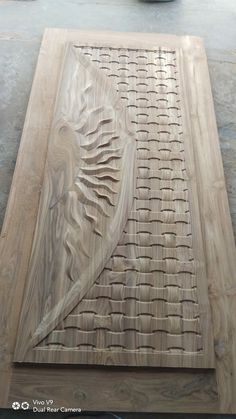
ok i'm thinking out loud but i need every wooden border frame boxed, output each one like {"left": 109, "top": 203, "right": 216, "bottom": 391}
{"left": 0, "top": 29, "right": 235, "bottom": 413}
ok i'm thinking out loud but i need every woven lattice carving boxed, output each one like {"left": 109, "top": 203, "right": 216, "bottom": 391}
{"left": 39, "top": 46, "right": 206, "bottom": 361}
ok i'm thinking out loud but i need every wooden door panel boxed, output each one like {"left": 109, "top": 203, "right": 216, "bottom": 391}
{"left": 14, "top": 39, "right": 215, "bottom": 368}
{"left": 1, "top": 30, "right": 236, "bottom": 413}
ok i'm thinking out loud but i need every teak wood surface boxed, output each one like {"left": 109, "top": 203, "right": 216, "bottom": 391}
{"left": 0, "top": 29, "right": 236, "bottom": 413}
{"left": 14, "top": 36, "right": 214, "bottom": 369}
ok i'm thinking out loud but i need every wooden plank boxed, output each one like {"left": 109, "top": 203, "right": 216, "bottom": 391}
{"left": 13, "top": 34, "right": 215, "bottom": 369}
{"left": 0, "top": 29, "right": 235, "bottom": 413}
{"left": 9, "top": 367, "right": 219, "bottom": 413}
{"left": 180, "top": 36, "right": 236, "bottom": 413}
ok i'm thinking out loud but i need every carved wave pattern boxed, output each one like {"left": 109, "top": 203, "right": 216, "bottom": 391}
{"left": 15, "top": 46, "right": 136, "bottom": 359}
{"left": 54, "top": 60, "right": 135, "bottom": 284}
{"left": 57, "top": 96, "right": 123, "bottom": 265}
{"left": 32, "top": 68, "right": 126, "bottom": 285}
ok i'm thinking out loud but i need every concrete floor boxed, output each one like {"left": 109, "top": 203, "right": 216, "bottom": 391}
{"left": 0, "top": 0, "right": 236, "bottom": 417}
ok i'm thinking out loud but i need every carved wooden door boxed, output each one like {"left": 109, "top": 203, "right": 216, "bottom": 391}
{"left": 1, "top": 30, "right": 236, "bottom": 413}
{"left": 14, "top": 40, "right": 214, "bottom": 368}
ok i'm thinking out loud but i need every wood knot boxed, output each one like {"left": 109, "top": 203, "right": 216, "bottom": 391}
{"left": 214, "top": 339, "right": 227, "bottom": 359}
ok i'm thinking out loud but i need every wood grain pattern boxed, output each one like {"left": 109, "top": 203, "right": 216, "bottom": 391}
{"left": 13, "top": 42, "right": 214, "bottom": 369}
{"left": 180, "top": 37, "right": 236, "bottom": 412}
{"left": 14, "top": 44, "right": 136, "bottom": 361}
{"left": 9, "top": 367, "right": 219, "bottom": 413}
{"left": 0, "top": 29, "right": 235, "bottom": 413}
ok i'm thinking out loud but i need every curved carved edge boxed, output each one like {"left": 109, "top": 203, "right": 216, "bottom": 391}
{"left": 14, "top": 45, "right": 136, "bottom": 361}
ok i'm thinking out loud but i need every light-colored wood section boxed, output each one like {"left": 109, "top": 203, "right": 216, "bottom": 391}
{"left": 13, "top": 43, "right": 136, "bottom": 362}
{"left": 0, "top": 29, "right": 235, "bottom": 412}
